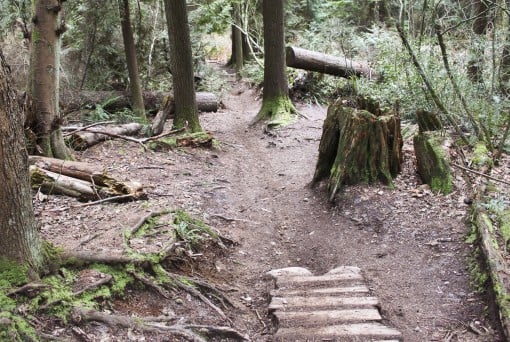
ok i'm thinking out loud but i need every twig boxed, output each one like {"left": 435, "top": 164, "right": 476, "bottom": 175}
{"left": 254, "top": 309, "right": 266, "bottom": 328}
{"left": 141, "top": 127, "right": 186, "bottom": 143}
{"left": 62, "top": 121, "right": 116, "bottom": 136}
{"left": 209, "top": 213, "right": 261, "bottom": 225}
{"left": 73, "top": 274, "right": 113, "bottom": 296}
{"left": 71, "top": 194, "right": 135, "bottom": 208}
{"left": 77, "top": 232, "right": 102, "bottom": 247}
{"left": 130, "top": 210, "right": 170, "bottom": 237}
{"left": 7, "top": 282, "right": 50, "bottom": 297}
{"left": 451, "top": 163, "right": 510, "bottom": 186}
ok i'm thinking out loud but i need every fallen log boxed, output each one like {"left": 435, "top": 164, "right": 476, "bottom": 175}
{"left": 29, "top": 158, "right": 146, "bottom": 201}
{"left": 67, "top": 123, "right": 143, "bottom": 150}
{"left": 60, "top": 90, "right": 218, "bottom": 114}
{"left": 286, "top": 46, "right": 379, "bottom": 80}
{"left": 30, "top": 166, "right": 144, "bottom": 201}
{"left": 29, "top": 156, "right": 113, "bottom": 186}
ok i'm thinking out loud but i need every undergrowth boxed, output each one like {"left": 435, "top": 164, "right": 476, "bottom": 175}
{"left": 0, "top": 209, "right": 223, "bottom": 341}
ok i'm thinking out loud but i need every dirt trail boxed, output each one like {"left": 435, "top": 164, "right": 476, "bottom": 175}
{"left": 38, "top": 70, "right": 504, "bottom": 341}
{"left": 194, "top": 73, "right": 503, "bottom": 341}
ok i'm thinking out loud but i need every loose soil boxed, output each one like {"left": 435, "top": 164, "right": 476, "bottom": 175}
{"left": 36, "top": 68, "right": 505, "bottom": 341}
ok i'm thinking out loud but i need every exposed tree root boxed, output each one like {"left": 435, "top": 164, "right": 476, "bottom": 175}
{"left": 72, "top": 307, "right": 250, "bottom": 341}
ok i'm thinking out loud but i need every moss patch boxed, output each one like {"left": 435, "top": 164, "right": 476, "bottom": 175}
{"left": 472, "top": 142, "right": 493, "bottom": 168}
{"left": 413, "top": 132, "right": 453, "bottom": 194}
{"left": 253, "top": 95, "right": 298, "bottom": 128}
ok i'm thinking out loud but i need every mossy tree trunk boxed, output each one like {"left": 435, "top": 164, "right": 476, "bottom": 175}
{"left": 0, "top": 49, "right": 43, "bottom": 273}
{"left": 163, "top": 0, "right": 202, "bottom": 133}
{"left": 27, "top": 0, "right": 71, "bottom": 160}
{"left": 254, "top": 0, "right": 297, "bottom": 126}
{"left": 312, "top": 98, "right": 403, "bottom": 201}
{"left": 118, "top": 0, "right": 146, "bottom": 121}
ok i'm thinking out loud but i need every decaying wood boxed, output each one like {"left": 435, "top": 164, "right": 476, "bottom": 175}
{"left": 475, "top": 212, "right": 510, "bottom": 339}
{"left": 151, "top": 94, "right": 174, "bottom": 135}
{"left": 72, "top": 307, "right": 250, "bottom": 341}
{"left": 67, "top": 122, "right": 143, "bottom": 150}
{"left": 416, "top": 109, "right": 443, "bottom": 132}
{"left": 29, "top": 161, "right": 145, "bottom": 201}
{"left": 286, "top": 46, "right": 379, "bottom": 80}
{"left": 312, "top": 97, "right": 402, "bottom": 201}
{"left": 60, "top": 90, "right": 218, "bottom": 114}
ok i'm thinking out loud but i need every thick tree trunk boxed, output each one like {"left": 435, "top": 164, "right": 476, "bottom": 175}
{"left": 164, "top": 0, "right": 202, "bottom": 132}
{"left": 118, "top": 0, "right": 146, "bottom": 121}
{"left": 27, "top": 0, "right": 71, "bottom": 159}
{"left": 0, "top": 49, "right": 43, "bottom": 272}
{"left": 60, "top": 90, "right": 218, "bottom": 114}
{"left": 254, "top": 0, "right": 296, "bottom": 125}
{"left": 312, "top": 98, "right": 403, "bottom": 201}
{"left": 286, "top": 46, "right": 379, "bottom": 80}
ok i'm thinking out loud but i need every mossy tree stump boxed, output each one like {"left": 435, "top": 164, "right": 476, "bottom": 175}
{"left": 312, "top": 98, "right": 403, "bottom": 201}
{"left": 413, "top": 110, "right": 453, "bottom": 194}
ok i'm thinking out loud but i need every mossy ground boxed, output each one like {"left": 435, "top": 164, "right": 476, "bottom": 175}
{"left": 253, "top": 95, "right": 298, "bottom": 128}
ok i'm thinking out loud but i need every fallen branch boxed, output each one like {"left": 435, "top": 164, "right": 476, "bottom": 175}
{"left": 72, "top": 307, "right": 250, "bottom": 341}
{"left": 451, "top": 163, "right": 510, "bottom": 186}
{"left": 129, "top": 210, "right": 171, "bottom": 237}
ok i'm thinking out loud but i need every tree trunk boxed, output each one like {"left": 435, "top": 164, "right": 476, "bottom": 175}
{"left": 286, "top": 46, "right": 379, "bottom": 80}
{"left": 312, "top": 98, "right": 403, "bottom": 201}
{"left": 0, "top": 48, "right": 43, "bottom": 272}
{"left": 468, "top": 0, "right": 490, "bottom": 82}
{"left": 233, "top": 3, "right": 244, "bottom": 78}
{"left": 164, "top": 0, "right": 202, "bottom": 132}
{"left": 27, "top": 0, "right": 71, "bottom": 159}
{"left": 59, "top": 90, "right": 218, "bottom": 115}
{"left": 118, "top": 0, "right": 146, "bottom": 121}
{"left": 254, "top": 0, "right": 296, "bottom": 126}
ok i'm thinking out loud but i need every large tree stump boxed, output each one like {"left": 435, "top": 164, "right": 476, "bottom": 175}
{"left": 312, "top": 98, "right": 403, "bottom": 201}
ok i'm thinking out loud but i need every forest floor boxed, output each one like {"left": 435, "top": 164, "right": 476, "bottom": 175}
{"left": 35, "top": 67, "right": 506, "bottom": 341}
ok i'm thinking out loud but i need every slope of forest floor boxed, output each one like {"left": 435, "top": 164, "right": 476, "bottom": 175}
{"left": 35, "top": 67, "right": 506, "bottom": 341}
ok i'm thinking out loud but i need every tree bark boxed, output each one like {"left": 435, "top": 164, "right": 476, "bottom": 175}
{"left": 286, "top": 46, "right": 379, "bottom": 80}
{"left": 0, "top": 48, "right": 43, "bottom": 272}
{"left": 233, "top": 4, "right": 244, "bottom": 78}
{"left": 118, "top": 0, "right": 146, "bottom": 121}
{"left": 27, "top": 0, "right": 71, "bottom": 159}
{"left": 164, "top": 0, "right": 202, "bottom": 132}
{"left": 312, "top": 98, "right": 403, "bottom": 201}
{"left": 254, "top": 0, "right": 296, "bottom": 125}
{"left": 59, "top": 90, "right": 218, "bottom": 115}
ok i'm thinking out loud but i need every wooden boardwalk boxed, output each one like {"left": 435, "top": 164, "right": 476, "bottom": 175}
{"left": 266, "top": 267, "right": 402, "bottom": 341}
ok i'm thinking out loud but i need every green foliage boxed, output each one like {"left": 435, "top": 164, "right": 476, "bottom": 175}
{"left": 172, "top": 209, "right": 218, "bottom": 249}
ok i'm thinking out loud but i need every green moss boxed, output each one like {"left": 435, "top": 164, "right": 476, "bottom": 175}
{"left": 0, "top": 257, "right": 30, "bottom": 290}
{"left": 472, "top": 142, "right": 493, "bottom": 167}
{"left": 413, "top": 132, "right": 453, "bottom": 194}
{"left": 89, "top": 264, "right": 134, "bottom": 295}
{"left": 253, "top": 95, "right": 298, "bottom": 127}
{"left": 499, "top": 210, "right": 510, "bottom": 246}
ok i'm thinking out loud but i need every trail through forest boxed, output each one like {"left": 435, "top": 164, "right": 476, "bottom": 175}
{"left": 37, "top": 67, "right": 504, "bottom": 341}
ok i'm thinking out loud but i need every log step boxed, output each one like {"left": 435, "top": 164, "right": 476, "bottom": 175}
{"left": 274, "top": 323, "right": 402, "bottom": 341}
{"left": 266, "top": 267, "right": 402, "bottom": 341}
{"left": 274, "top": 308, "right": 382, "bottom": 328}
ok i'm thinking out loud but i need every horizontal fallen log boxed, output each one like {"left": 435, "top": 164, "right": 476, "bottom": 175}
{"left": 67, "top": 123, "right": 143, "bottom": 150}
{"left": 286, "top": 46, "right": 379, "bottom": 80}
{"left": 60, "top": 90, "right": 218, "bottom": 114}
{"left": 30, "top": 164, "right": 145, "bottom": 201}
